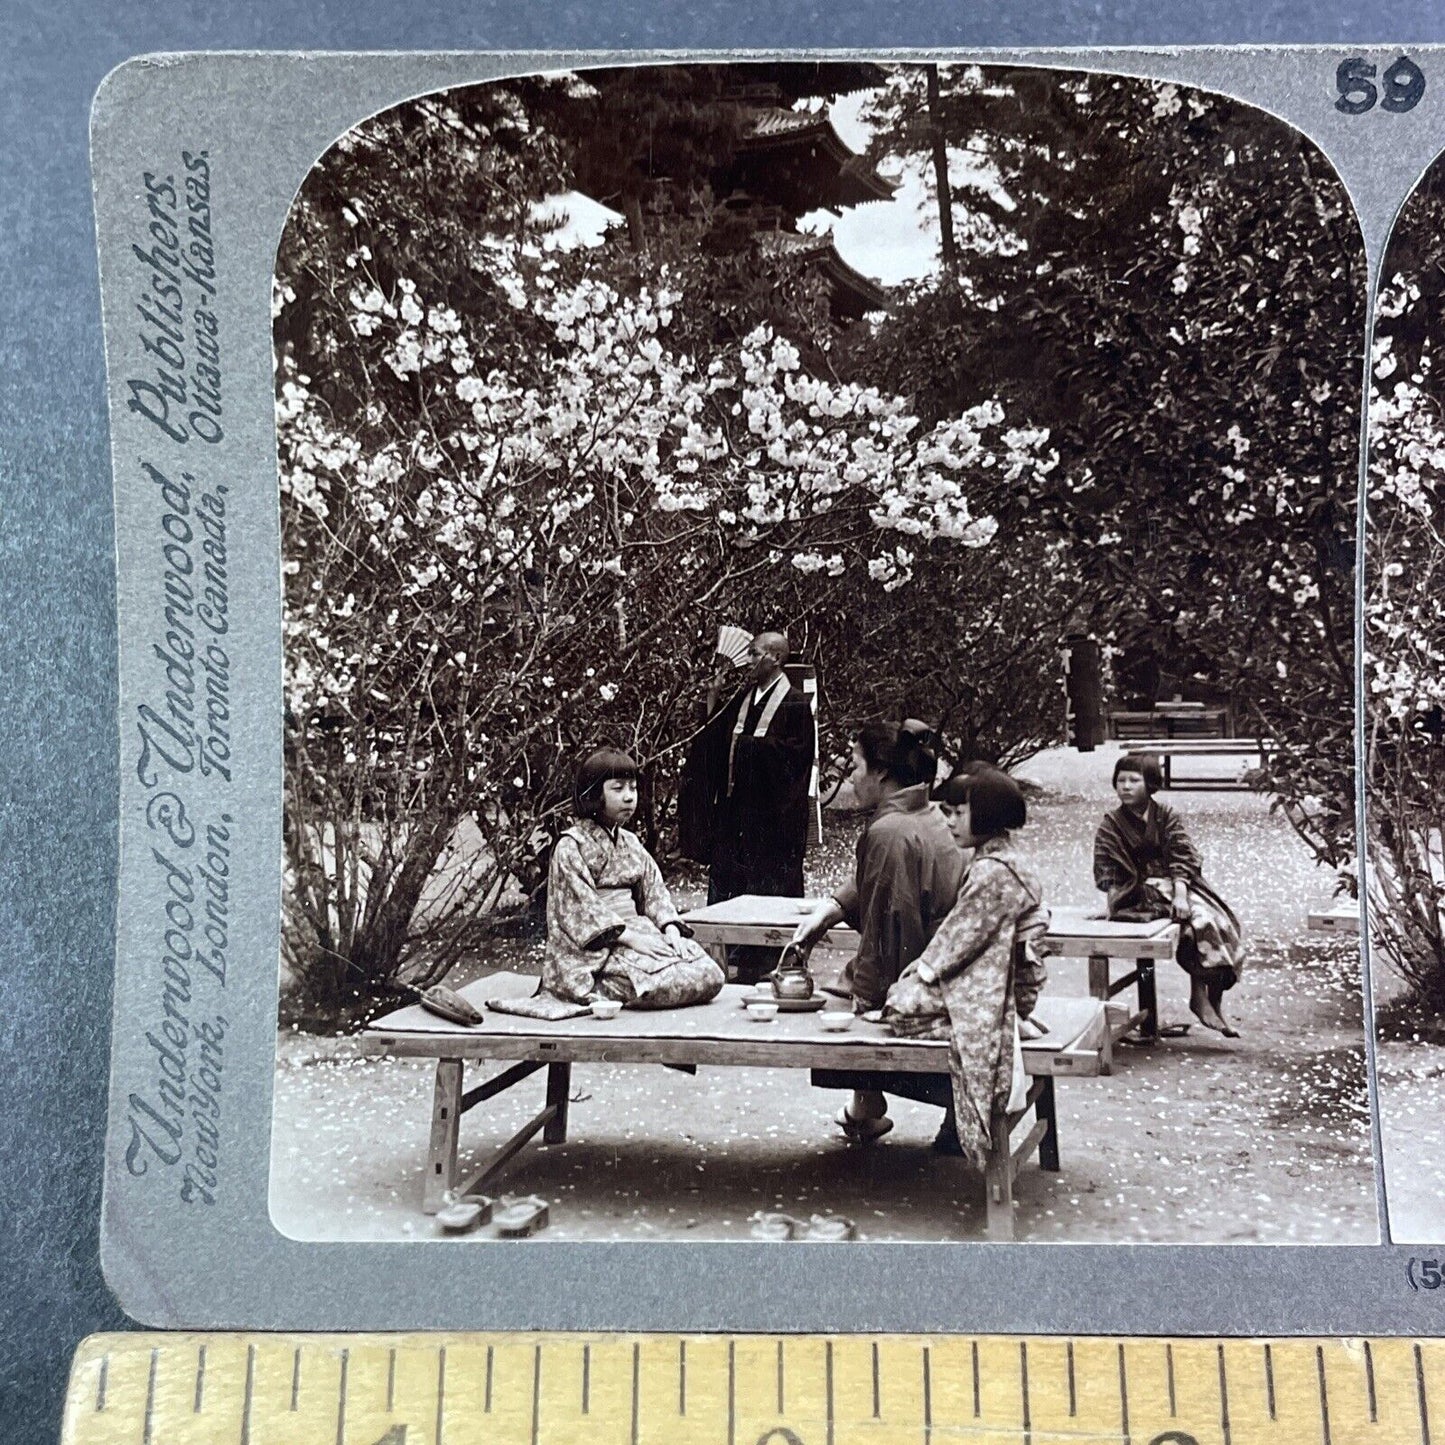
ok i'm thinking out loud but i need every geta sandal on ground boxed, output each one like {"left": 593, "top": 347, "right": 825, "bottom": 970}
{"left": 1121, "top": 1020, "right": 1192, "bottom": 1046}
{"left": 835, "top": 1106, "right": 893, "bottom": 1142}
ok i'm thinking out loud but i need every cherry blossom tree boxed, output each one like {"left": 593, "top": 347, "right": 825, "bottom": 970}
{"left": 277, "top": 216, "right": 1051, "bottom": 1009}
{"left": 1367, "top": 257, "right": 1445, "bottom": 1008}
{"left": 845, "top": 65, "right": 1364, "bottom": 880}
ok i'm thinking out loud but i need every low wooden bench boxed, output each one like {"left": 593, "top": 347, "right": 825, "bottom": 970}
{"left": 680, "top": 896, "right": 1179, "bottom": 1076}
{"left": 366, "top": 972, "right": 1115, "bottom": 1240}
{"left": 1125, "top": 737, "right": 1272, "bottom": 791}
{"left": 1042, "top": 908, "right": 1179, "bottom": 1071}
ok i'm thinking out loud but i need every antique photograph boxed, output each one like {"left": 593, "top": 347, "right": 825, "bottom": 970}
{"left": 267, "top": 61, "right": 1374, "bottom": 1243}
{"left": 1365, "top": 155, "right": 1445, "bottom": 1243}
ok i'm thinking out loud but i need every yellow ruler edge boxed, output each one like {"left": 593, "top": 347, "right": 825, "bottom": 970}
{"left": 61, "top": 1332, "right": 1444, "bottom": 1445}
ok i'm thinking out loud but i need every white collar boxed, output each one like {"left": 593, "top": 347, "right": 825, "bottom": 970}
{"left": 752, "top": 673, "right": 785, "bottom": 705}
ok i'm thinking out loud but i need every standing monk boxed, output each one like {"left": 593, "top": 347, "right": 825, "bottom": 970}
{"left": 683, "top": 631, "right": 816, "bottom": 982}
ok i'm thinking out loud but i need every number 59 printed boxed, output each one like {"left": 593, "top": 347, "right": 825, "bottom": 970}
{"left": 1336, "top": 55, "right": 1427, "bottom": 114}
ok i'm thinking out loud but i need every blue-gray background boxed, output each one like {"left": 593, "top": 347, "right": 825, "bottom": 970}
{"left": 6, "top": 4, "right": 1445, "bottom": 1442}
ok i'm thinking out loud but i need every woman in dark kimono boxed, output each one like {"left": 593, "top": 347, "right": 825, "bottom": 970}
{"left": 1093, "top": 752, "right": 1244, "bottom": 1036}
{"left": 793, "top": 721, "right": 963, "bottom": 1142}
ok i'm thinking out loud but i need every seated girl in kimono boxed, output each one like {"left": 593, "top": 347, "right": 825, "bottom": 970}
{"left": 1093, "top": 752, "right": 1243, "bottom": 1036}
{"left": 881, "top": 767, "right": 1050, "bottom": 1166}
{"left": 793, "top": 721, "right": 963, "bottom": 1142}
{"left": 541, "top": 748, "right": 725, "bottom": 1010}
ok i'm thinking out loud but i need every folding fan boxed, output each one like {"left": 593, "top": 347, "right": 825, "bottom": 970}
{"left": 715, "top": 624, "right": 754, "bottom": 669}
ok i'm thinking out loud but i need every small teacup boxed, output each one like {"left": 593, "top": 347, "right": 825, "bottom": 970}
{"left": 746, "top": 1001, "right": 779, "bottom": 1022}
{"left": 817, "top": 1011, "right": 853, "bottom": 1033}
{"left": 590, "top": 998, "right": 623, "bottom": 1020}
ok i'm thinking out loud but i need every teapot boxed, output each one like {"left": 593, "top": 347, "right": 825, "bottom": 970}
{"left": 769, "top": 942, "right": 816, "bottom": 1001}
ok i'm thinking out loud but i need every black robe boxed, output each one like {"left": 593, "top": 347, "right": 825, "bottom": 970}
{"left": 679, "top": 675, "right": 815, "bottom": 902}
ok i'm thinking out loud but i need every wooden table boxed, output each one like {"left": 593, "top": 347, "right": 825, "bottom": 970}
{"left": 367, "top": 972, "right": 1116, "bottom": 1240}
{"left": 681, "top": 896, "right": 1179, "bottom": 1074}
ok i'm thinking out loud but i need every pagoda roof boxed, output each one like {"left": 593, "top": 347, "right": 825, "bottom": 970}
{"left": 755, "top": 229, "right": 892, "bottom": 319}
{"left": 740, "top": 107, "right": 895, "bottom": 209}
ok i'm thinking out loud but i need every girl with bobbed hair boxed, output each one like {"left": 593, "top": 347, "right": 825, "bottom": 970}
{"left": 793, "top": 720, "right": 964, "bottom": 1141}
{"left": 507, "top": 747, "right": 724, "bottom": 1013}
{"left": 1111, "top": 751, "right": 1165, "bottom": 796}
{"left": 880, "top": 765, "right": 1051, "bottom": 1166}
{"left": 1094, "top": 752, "right": 1243, "bottom": 1035}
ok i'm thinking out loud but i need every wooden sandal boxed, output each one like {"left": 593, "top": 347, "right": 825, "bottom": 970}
{"left": 836, "top": 1106, "right": 893, "bottom": 1142}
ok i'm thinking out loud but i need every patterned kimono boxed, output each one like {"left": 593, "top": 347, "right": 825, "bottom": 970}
{"left": 881, "top": 839, "right": 1048, "bottom": 1170}
{"left": 541, "top": 820, "right": 725, "bottom": 1008}
{"left": 1093, "top": 801, "right": 1243, "bottom": 988}
{"left": 831, "top": 784, "right": 965, "bottom": 1010}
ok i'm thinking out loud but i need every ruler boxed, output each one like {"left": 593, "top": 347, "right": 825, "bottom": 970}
{"left": 61, "top": 1333, "right": 1442, "bottom": 1444}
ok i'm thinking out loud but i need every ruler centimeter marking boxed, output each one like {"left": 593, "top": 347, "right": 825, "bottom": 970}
{"left": 1118, "top": 1341, "right": 1131, "bottom": 1445}
{"left": 1419, "top": 1343, "right": 1433, "bottom": 1445}
{"left": 336, "top": 1348, "right": 349, "bottom": 1445}
{"left": 529, "top": 1344, "right": 539, "bottom": 1445}
{"left": 1218, "top": 1343, "right": 1231, "bottom": 1445}
{"left": 141, "top": 1347, "right": 156, "bottom": 1445}
{"left": 62, "top": 1333, "right": 1445, "bottom": 1445}
{"left": 824, "top": 1340, "right": 833, "bottom": 1445}
{"left": 727, "top": 1337, "right": 736, "bottom": 1445}
{"left": 923, "top": 1344, "right": 934, "bottom": 1443}
{"left": 240, "top": 1344, "right": 254, "bottom": 1444}
{"left": 437, "top": 1347, "right": 448, "bottom": 1445}
{"left": 1017, "top": 1342, "right": 1028, "bottom": 1445}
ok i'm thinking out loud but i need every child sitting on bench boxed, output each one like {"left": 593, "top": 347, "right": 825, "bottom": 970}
{"left": 511, "top": 748, "right": 725, "bottom": 1014}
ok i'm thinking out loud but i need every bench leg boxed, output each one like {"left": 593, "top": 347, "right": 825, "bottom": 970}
{"left": 424, "top": 1058, "right": 464, "bottom": 1214}
{"left": 1036, "top": 1078, "right": 1060, "bottom": 1172}
{"left": 985, "top": 1107, "right": 1015, "bottom": 1240}
{"left": 543, "top": 1062, "right": 572, "bottom": 1144}
{"left": 1087, "top": 953, "right": 1110, "bottom": 1000}
{"left": 1137, "top": 960, "right": 1159, "bottom": 1040}
{"left": 1088, "top": 953, "right": 1115, "bottom": 1075}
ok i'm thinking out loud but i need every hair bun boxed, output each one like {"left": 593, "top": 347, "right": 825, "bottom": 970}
{"left": 893, "top": 724, "right": 936, "bottom": 785}
{"left": 900, "top": 717, "right": 935, "bottom": 747}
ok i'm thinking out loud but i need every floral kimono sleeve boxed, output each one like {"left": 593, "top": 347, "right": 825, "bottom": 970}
{"left": 635, "top": 841, "right": 688, "bottom": 934}
{"left": 912, "top": 858, "right": 1017, "bottom": 987}
{"left": 1014, "top": 900, "right": 1050, "bottom": 1019}
{"left": 1160, "top": 806, "right": 1204, "bottom": 882}
{"left": 549, "top": 836, "right": 628, "bottom": 951}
